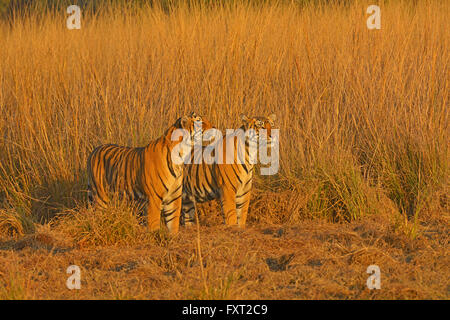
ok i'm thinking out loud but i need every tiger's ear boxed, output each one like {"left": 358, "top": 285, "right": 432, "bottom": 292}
{"left": 240, "top": 114, "right": 249, "bottom": 123}
{"left": 267, "top": 113, "right": 276, "bottom": 125}
{"left": 180, "top": 115, "right": 190, "bottom": 128}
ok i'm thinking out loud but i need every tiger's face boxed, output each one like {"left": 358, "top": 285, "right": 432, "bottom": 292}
{"left": 240, "top": 113, "right": 277, "bottom": 147}
{"left": 178, "top": 112, "right": 213, "bottom": 146}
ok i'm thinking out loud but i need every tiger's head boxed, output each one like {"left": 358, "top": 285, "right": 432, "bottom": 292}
{"left": 240, "top": 113, "right": 277, "bottom": 147}
{"left": 170, "top": 112, "right": 213, "bottom": 164}
{"left": 177, "top": 111, "right": 213, "bottom": 146}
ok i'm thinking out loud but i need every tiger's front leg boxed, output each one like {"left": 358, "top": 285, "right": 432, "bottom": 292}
{"left": 162, "top": 196, "right": 182, "bottom": 234}
{"left": 220, "top": 186, "right": 238, "bottom": 225}
{"left": 146, "top": 194, "right": 163, "bottom": 232}
{"left": 180, "top": 193, "right": 197, "bottom": 226}
{"left": 161, "top": 184, "right": 183, "bottom": 234}
{"left": 236, "top": 180, "right": 252, "bottom": 227}
{"left": 236, "top": 194, "right": 251, "bottom": 227}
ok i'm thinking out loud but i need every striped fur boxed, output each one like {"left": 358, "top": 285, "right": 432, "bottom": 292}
{"left": 181, "top": 114, "right": 276, "bottom": 227}
{"left": 87, "top": 112, "right": 212, "bottom": 234}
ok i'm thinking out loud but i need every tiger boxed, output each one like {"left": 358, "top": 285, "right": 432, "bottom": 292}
{"left": 180, "top": 113, "right": 277, "bottom": 227}
{"left": 87, "top": 112, "right": 213, "bottom": 234}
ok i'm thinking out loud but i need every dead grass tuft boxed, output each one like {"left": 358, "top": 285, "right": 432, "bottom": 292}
{"left": 0, "top": 208, "right": 35, "bottom": 239}
{"left": 54, "top": 202, "right": 151, "bottom": 248}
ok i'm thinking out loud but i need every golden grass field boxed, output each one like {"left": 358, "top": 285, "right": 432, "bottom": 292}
{"left": 0, "top": 0, "right": 448, "bottom": 299}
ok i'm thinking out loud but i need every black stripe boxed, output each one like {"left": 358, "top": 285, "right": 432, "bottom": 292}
{"left": 231, "top": 164, "right": 243, "bottom": 184}
{"left": 170, "top": 184, "right": 182, "bottom": 197}
{"left": 161, "top": 208, "right": 176, "bottom": 218}
{"left": 237, "top": 188, "right": 250, "bottom": 198}
{"left": 236, "top": 202, "right": 247, "bottom": 209}
{"left": 195, "top": 165, "right": 201, "bottom": 193}
{"left": 166, "top": 146, "right": 177, "bottom": 178}
{"left": 165, "top": 215, "right": 177, "bottom": 223}
{"left": 244, "top": 177, "right": 253, "bottom": 187}
{"left": 204, "top": 175, "right": 215, "bottom": 194}
{"left": 162, "top": 195, "right": 181, "bottom": 206}
{"left": 158, "top": 172, "right": 169, "bottom": 192}
{"left": 222, "top": 170, "right": 237, "bottom": 192}
{"left": 147, "top": 181, "right": 163, "bottom": 201}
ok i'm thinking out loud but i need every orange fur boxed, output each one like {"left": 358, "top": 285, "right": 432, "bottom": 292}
{"left": 87, "top": 112, "right": 212, "bottom": 234}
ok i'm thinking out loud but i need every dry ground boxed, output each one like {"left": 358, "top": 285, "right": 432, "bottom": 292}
{"left": 0, "top": 200, "right": 448, "bottom": 300}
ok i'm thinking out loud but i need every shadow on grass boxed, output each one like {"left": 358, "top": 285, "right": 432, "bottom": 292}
{"left": 0, "top": 233, "right": 72, "bottom": 253}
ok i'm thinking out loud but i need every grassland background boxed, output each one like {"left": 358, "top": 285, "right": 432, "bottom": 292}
{"left": 0, "top": 0, "right": 448, "bottom": 299}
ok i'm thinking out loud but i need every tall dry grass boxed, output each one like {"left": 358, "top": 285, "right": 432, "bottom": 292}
{"left": 0, "top": 1, "right": 448, "bottom": 231}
